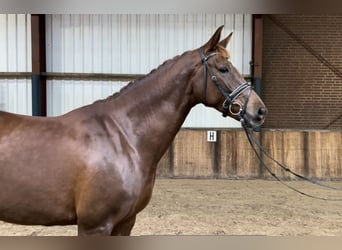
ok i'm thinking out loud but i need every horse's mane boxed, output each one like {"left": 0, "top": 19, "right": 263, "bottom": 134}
{"left": 93, "top": 46, "right": 229, "bottom": 104}
{"left": 93, "top": 53, "right": 185, "bottom": 104}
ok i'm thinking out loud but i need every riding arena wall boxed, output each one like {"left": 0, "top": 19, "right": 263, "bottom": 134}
{"left": 0, "top": 14, "right": 341, "bottom": 180}
{"left": 156, "top": 129, "right": 342, "bottom": 180}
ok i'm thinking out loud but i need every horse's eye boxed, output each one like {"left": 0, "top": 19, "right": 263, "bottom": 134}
{"left": 219, "top": 67, "right": 229, "bottom": 74}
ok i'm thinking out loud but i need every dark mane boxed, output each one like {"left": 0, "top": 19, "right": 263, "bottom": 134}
{"left": 93, "top": 52, "right": 187, "bottom": 104}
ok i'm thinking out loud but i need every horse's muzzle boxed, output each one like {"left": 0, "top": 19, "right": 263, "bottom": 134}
{"left": 241, "top": 106, "right": 267, "bottom": 129}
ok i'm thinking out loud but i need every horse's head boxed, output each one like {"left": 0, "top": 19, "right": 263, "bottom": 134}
{"left": 191, "top": 26, "right": 267, "bottom": 128}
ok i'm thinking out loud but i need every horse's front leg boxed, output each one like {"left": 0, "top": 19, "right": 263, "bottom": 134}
{"left": 111, "top": 215, "right": 137, "bottom": 236}
{"left": 77, "top": 219, "right": 114, "bottom": 236}
{"left": 77, "top": 215, "right": 137, "bottom": 236}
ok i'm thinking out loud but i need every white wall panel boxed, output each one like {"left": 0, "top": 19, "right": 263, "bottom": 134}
{"left": 46, "top": 79, "right": 127, "bottom": 115}
{"left": 0, "top": 14, "right": 32, "bottom": 115}
{"left": 46, "top": 14, "right": 252, "bottom": 127}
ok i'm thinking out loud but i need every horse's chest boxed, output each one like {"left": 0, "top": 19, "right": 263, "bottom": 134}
{"left": 131, "top": 173, "right": 156, "bottom": 214}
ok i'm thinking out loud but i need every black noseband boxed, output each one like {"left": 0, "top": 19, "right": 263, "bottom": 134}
{"left": 200, "top": 47, "right": 251, "bottom": 118}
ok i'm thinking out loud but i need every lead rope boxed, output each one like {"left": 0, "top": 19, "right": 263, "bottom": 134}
{"left": 243, "top": 126, "right": 342, "bottom": 201}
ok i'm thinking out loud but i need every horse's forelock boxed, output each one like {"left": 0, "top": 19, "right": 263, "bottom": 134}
{"left": 217, "top": 45, "right": 230, "bottom": 59}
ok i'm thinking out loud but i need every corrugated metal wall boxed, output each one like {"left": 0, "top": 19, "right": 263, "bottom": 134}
{"left": 46, "top": 14, "right": 252, "bottom": 127}
{"left": 0, "top": 14, "right": 32, "bottom": 115}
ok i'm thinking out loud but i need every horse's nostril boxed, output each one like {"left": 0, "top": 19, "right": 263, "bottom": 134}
{"left": 258, "top": 107, "right": 267, "bottom": 116}
{"left": 256, "top": 107, "right": 267, "bottom": 121}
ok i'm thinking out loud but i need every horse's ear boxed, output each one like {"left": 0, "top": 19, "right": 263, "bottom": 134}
{"left": 203, "top": 25, "right": 224, "bottom": 53}
{"left": 219, "top": 32, "right": 233, "bottom": 48}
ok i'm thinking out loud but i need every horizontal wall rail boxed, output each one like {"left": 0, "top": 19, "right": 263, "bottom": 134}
{"left": 0, "top": 72, "right": 32, "bottom": 78}
{"left": 0, "top": 72, "right": 252, "bottom": 81}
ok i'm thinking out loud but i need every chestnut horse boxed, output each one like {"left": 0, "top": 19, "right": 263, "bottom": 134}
{"left": 0, "top": 26, "right": 267, "bottom": 235}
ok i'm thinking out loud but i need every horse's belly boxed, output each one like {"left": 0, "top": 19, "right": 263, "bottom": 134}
{"left": 0, "top": 209, "right": 77, "bottom": 226}
{"left": 0, "top": 161, "right": 78, "bottom": 226}
{"left": 0, "top": 188, "right": 77, "bottom": 226}
{"left": 0, "top": 133, "right": 82, "bottom": 225}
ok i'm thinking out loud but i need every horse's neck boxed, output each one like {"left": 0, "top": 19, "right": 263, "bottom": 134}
{"left": 110, "top": 53, "right": 197, "bottom": 163}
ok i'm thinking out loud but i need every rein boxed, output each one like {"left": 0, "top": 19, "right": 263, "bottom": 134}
{"left": 243, "top": 126, "right": 342, "bottom": 201}
{"left": 200, "top": 47, "right": 251, "bottom": 117}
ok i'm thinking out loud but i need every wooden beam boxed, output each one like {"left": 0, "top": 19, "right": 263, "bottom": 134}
{"left": 31, "top": 14, "right": 46, "bottom": 116}
{"left": 253, "top": 14, "right": 263, "bottom": 79}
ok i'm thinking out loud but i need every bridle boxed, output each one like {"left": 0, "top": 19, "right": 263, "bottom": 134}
{"left": 200, "top": 47, "right": 252, "bottom": 120}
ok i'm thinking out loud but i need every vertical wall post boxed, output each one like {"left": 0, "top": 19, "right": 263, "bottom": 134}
{"left": 253, "top": 14, "right": 263, "bottom": 98}
{"left": 31, "top": 14, "right": 46, "bottom": 116}
{"left": 213, "top": 131, "right": 220, "bottom": 178}
{"left": 252, "top": 15, "right": 264, "bottom": 177}
{"left": 252, "top": 14, "right": 264, "bottom": 135}
{"left": 169, "top": 142, "right": 174, "bottom": 178}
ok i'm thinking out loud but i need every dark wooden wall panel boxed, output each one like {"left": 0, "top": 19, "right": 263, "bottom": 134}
{"left": 307, "top": 131, "right": 342, "bottom": 179}
{"left": 155, "top": 129, "right": 342, "bottom": 180}
{"left": 173, "top": 130, "right": 214, "bottom": 178}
